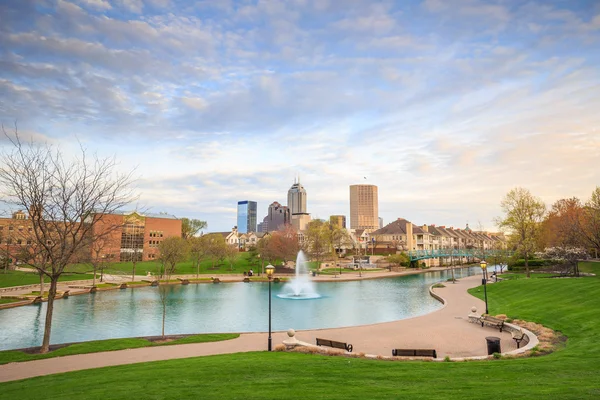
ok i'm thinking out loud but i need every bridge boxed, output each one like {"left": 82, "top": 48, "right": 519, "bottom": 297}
{"left": 407, "top": 249, "right": 511, "bottom": 262}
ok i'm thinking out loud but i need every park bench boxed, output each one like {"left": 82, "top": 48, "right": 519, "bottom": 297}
{"left": 512, "top": 328, "right": 526, "bottom": 348}
{"left": 392, "top": 349, "right": 437, "bottom": 358}
{"left": 480, "top": 315, "right": 505, "bottom": 332}
{"left": 316, "top": 338, "right": 353, "bottom": 352}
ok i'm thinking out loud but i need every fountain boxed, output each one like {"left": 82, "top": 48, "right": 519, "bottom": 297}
{"left": 277, "top": 250, "right": 321, "bottom": 300}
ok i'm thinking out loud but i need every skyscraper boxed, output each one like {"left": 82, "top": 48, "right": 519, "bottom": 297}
{"left": 237, "top": 200, "right": 257, "bottom": 233}
{"left": 287, "top": 178, "right": 307, "bottom": 215}
{"left": 349, "top": 184, "right": 379, "bottom": 230}
{"left": 288, "top": 178, "right": 311, "bottom": 231}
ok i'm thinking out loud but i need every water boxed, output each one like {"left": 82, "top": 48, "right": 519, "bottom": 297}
{"left": 278, "top": 251, "right": 321, "bottom": 299}
{"left": 0, "top": 266, "right": 482, "bottom": 351}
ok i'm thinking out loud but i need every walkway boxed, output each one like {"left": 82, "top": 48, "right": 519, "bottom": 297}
{"left": 0, "top": 275, "right": 516, "bottom": 383}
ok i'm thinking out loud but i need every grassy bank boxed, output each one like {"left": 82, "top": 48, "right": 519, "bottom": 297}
{"left": 1, "top": 265, "right": 599, "bottom": 398}
{"left": 0, "top": 333, "right": 240, "bottom": 365}
{"left": 0, "top": 271, "right": 95, "bottom": 288}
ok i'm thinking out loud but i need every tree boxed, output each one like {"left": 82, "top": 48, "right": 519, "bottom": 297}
{"left": 304, "top": 220, "right": 330, "bottom": 267}
{"left": 189, "top": 235, "right": 210, "bottom": 279}
{"left": 386, "top": 253, "right": 410, "bottom": 268}
{"left": 331, "top": 226, "right": 352, "bottom": 258}
{"left": 157, "top": 237, "right": 189, "bottom": 337}
{"left": 268, "top": 226, "right": 300, "bottom": 265}
{"left": 542, "top": 247, "right": 588, "bottom": 276}
{"left": 181, "top": 218, "right": 207, "bottom": 239}
{"left": 496, "top": 188, "right": 546, "bottom": 278}
{"left": 204, "top": 233, "right": 228, "bottom": 269}
{"left": 580, "top": 187, "right": 600, "bottom": 258}
{"left": 225, "top": 245, "right": 238, "bottom": 271}
{"left": 0, "top": 127, "right": 135, "bottom": 353}
{"left": 541, "top": 197, "right": 583, "bottom": 249}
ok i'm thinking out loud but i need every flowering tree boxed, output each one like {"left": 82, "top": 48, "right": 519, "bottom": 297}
{"left": 541, "top": 247, "right": 589, "bottom": 276}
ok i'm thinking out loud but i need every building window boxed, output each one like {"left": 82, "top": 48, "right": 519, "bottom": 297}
{"left": 8, "top": 226, "right": 13, "bottom": 231}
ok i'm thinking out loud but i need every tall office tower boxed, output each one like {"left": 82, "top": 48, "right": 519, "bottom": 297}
{"left": 349, "top": 184, "right": 379, "bottom": 230}
{"left": 237, "top": 200, "right": 257, "bottom": 233}
{"left": 330, "top": 215, "right": 346, "bottom": 229}
{"left": 287, "top": 178, "right": 307, "bottom": 215}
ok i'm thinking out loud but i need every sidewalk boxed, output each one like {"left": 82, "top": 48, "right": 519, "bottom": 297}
{"left": 0, "top": 275, "right": 514, "bottom": 383}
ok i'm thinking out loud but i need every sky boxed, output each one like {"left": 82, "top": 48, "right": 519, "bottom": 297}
{"left": 1, "top": 0, "right": 599, "bottom": 233}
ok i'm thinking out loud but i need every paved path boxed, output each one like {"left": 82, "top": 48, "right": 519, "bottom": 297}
{"left": 0, "top": 275, "right": 515, "bottom": 383}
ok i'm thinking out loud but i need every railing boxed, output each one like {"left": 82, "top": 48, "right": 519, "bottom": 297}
{"left": 407, "top": 249, "right": 512, "bottom": 261}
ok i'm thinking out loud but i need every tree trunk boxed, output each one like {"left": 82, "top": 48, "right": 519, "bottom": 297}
{"left": 525, "top": 254, "right": 530, "bottom": 278}
{"left": 39, "top": 272, "right": 44, "bottom": 296}
{"left": 92, "top": 264, "right": 97, "bottom": 287}
{"left": 196, "top": 260, "right": 199, "bottom": 280}
{"left": 162, "top": 303, "right": 166, "bottom": 337}
{"left": 40, "top": 278, "right": 59, "bottom": 353}
{"left": 450, "top": 265, "right": 456, "bottom": 283}
{"left": 132, "top": 261, "right": 136, "bottom": 283}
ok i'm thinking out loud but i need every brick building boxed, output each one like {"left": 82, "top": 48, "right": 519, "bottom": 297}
{"left": 0, "top": 210, "right": 182, "bottom": 266}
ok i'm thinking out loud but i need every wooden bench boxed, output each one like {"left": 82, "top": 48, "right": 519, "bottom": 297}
{"left": 512, "top": 328, "right": 526, "bottom": 348}
{"left": 316, "top": 338, "right": 353, "bottom": 352}
{"left": 392, "top": 349, "right": 437, "bottom": 358}
{"left": 480, "top": 315, "right": 505, "bottom": 332}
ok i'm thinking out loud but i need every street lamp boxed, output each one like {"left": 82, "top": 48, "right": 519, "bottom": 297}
{"left": 265, "top": 264, "right": 275, "bottom": 351}
{"left": 480, "top": 260, "right": 489, "bottom": 315}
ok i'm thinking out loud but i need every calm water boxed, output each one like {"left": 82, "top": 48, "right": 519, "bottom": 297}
{"left": 0, "top": 266, "right": 481, "bottom": 350}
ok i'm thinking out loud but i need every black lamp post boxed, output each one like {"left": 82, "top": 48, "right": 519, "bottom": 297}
{"left": 480, "top": 260, "right": 489, "bottom": 314}
{"left": 265, "top": 264, "right": 275, "bottom": 351}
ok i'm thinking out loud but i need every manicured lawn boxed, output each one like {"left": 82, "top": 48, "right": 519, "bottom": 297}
{"left": 0, "top": 298, "right": 21, "bottom": 305}
{"left": 1, "top": 265, "right": 599, "bottom": 398}
{"left": 499, "top": 272, "right": 560, "bottom": 280}
{"left": 0, "top": 271, "right": 95, "bottom": 288}
{"left": 578, "top": 260, "right": 600, "bottom": 274}
{"left": 0, "top": 334, "right": 240, "bottom": 365}
{"left": 66, "top": 252, "right": 262, "bottom": 276}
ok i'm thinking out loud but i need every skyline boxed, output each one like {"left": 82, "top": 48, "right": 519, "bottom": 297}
{"left": 1, "top": 0, "right": 599, "bottom": 232}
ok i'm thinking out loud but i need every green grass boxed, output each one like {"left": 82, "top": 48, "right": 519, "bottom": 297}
{"left": 499, "top": 272, "right": 561, "bottom": 280}
{"left": 66, "top": 252, "right": 262, "bottom": 276}
{"left": 0, "top": 334, "right": 240, "bottom": 365}
{"left": 2, "top": 264, "right": 600, "bottom": 399}
{"left": 579, "top": 260, "right": 600, "bottom": 274}
{"left": 0, "top": 298, "right": 21, "bottom": 305}
{"left": 0, "top": 271, "right": 95, "bottom": 288}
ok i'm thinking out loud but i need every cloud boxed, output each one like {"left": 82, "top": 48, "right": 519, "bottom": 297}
{"left": 75, "top": 0, "right": 111, "bottom": 11}
{"left": 1, "top": 0, "right": 599, "bottom": 232}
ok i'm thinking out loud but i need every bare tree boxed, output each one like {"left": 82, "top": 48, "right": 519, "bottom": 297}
{"left": 0, "top": 126, "right": 135, "bottom": 353}
{"left": 157, "top": 236, "right": 189, "bottom": 337}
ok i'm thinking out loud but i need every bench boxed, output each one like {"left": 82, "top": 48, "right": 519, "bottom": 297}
{"left": 512, "top": 328, "right": 526, "bottom": 348}
{"left": 316, "top": 338, "right": 353, "bottom": 352}
{"left": 392, "top": 349, "right": 437, "bottom": 358}
{"left": 480, "top": 315, "right": 504, "bottom": 332}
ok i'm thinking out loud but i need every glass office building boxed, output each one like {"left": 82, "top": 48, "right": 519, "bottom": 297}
{"left": 237, "top": 200, "right": 257, "bottom": 233}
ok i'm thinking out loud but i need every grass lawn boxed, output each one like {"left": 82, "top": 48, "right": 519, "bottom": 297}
{"left": 2, "top": 262, "right": 599, "bottom": 399}
{"left": 0, "top": 334, "right": 239, "bottom": 365}
{"left": 0, "top": 271, "right": 95, "bottom": 288}
{"left": 0, "top": 298, "right": 21, "bottom": 304}
{"left": 66, "top": 252, "right": 262, "bottom": 276}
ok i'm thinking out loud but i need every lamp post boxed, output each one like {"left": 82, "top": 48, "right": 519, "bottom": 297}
{"left": 265, "top": 264, "right": 275, "bottom": 351}
{"left": 480, "top": 260, "right": 488, "bottom": 315}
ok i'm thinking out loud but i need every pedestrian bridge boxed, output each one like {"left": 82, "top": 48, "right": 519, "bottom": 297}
{"left": 407, "top": 249, "right": 510, "bottom": 262}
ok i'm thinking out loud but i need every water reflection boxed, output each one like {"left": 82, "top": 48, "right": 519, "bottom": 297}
{"left": 0, "top": 266, "right": 481, "bottom": 350}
